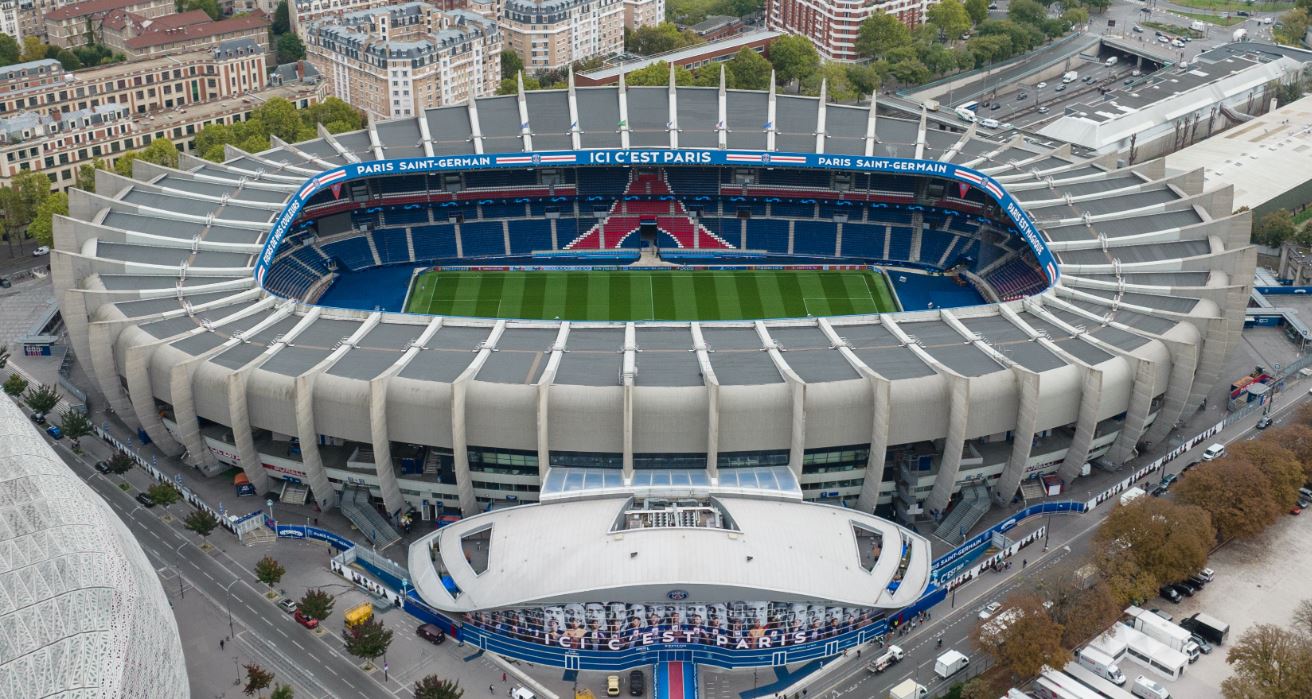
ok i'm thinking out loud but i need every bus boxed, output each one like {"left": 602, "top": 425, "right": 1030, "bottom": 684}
{"left": 1064, "top": 662, "right": 1137, "bottom": 699}
{"left": 1039, "top": 670, "right": 1107, "bottom": 699}
{"left": 1033, "top": 674, "right": 1102, "bottom": 699}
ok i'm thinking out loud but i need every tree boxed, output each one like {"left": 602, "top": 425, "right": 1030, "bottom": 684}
{"left": 1221, "top": 624, "right": 1312, "bottom": 698}
{"left": 301, "top": 98, "right": 364, "bottom": 133}
{"left": 185, "top": 509, "right": 220, "bottom": 540}
{"left": 76, "top": 160, "right": 101, "bottom": 193}
{"left": 6, "top": 170, "right": 54, "bottom": 245}
{"left": 1229, "top": 440, "right": 1304, "bottom": 508}
{"left": 965, "top": 0, "right": 989, "bottom": 24}
{"left": 1007, "top": 0, "right": 1047, "bottom": 27}
{"left": 3, "top": 374, "right": 28, "bottom": 397}
{"left": 1040, "top": 571, "right": 1124, "bottom": 647}
{"left": 297, "top": 588, "right": 335, "bottom": 621}
{"left": 0, "top": 35, "right": 19, "bottom": 66}
{"left": 254, "top": 99, "right": 312, "bottom": 142}
{"left": 415, "top": 675, "right": 465, "bottom": 699}
{"left": 269, "top": 685, "right": 293, "bottom": 699}
{"left": 147, "top": 482, "right": 181, "bottom": 508}
{"left": 725, "top": 47, "right": 772, "bottom": 90}
{"left": 178, "top": 0, "right": 221, "bottom": 20}
{"left": 243, "top": 663, "right": 274, "bottom": 697}
{"left": 53, "top": 49, "right": 81, "bottom": 71}
{"left": 256, "top": 555, "right": 286, "bottom": 589}
{"left": 1060, "top": 6, "right": 1089, "bottom": 29}
{"left": 855, "top": 12, "right": 912, "bottom": 60}
{"left": 275, "top": 34, "right": 305, "bottom": 64}
{"left": 1174, "top": 457, "right": 1281, "bottom": 541}
{"left": 343, "top": 618, "right": 394, "bottom": 663}
{"left": 1255, "top": 209, "right": 1297, "bottom": 247}
{"left": 1271, "top": 425, "right": 1312, "bottom": 482}
{"left": 1276, "top": 8, "right": 1311, "bottom": 45}
{"left": 28, "top": 191, "right": 67, "bottom": 247}
{"left": 23, "top": 383, "right": 60, "bottom": 414}
{"left": 500, "top": 49, "right": 523, "bottom": 80}
{"left": 767, "top": 34, "right": 819, "bottom": 87}
{"left": 802, "top": 62, "right": 857, "bottom": 103}
{"left": 114, "top": 138, "right": 179, "bottom": 177}
{"left": 927, "top": 0, "right": 973, "bottom": 39}
{"left": 626, "top": 22, "right": 703, "bottom": 56}
{"left": 846, "top": 62, "right": 883, "bottom": 96}
{"left": 20, "top": 37, "right": 48, "bottom": 63}
{"left": 1093, "top": 498, "right": 1214, "bottom": 604}
{"left": 971, "top": 591, "right": 1068, "bottom": 682}
{"left": 58, "top": 408, "right": 91, "bottom": 447}
{"left": 272, "top": 0, "right": 291, "bottom": 34}
{"left": 624, "top": 61, "right": 694, "bottom": 86}
{"left": 106, "top": 452, "right": 134, "bottom": 475}
{"left": 1294, "top": 600, "right": 1312, "bottom": 637}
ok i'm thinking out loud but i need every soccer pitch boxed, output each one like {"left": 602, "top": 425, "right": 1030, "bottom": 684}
{"left": 404, "top": 269, "right": 899, "bottom": 321}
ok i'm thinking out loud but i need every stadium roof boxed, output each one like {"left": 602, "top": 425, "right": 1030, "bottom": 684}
{"left": 0, "top": 397, "right": 187, "bottom": 696}
{"left": 407, "top": 495, "right": 932, "bottom": 610}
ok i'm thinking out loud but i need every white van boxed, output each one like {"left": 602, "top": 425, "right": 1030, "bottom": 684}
{"left": 1201, "top": 443, "right": 1226, "bottom": 461}
{"left": 1131, "top": 675, "right": 1171, "bottom": 699}
{"left": 980, "top": 118, "right": 1001, "bottom": 129}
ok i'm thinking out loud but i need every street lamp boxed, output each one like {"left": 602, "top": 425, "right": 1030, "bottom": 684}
{"left": 266, "top": 498, "right": 275, "bottom": 530}
{"left": 225, "top": 579, "right": 238, "bottom": 640}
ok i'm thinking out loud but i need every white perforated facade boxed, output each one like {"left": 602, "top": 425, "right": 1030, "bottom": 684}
{"left": 0, "top": 398, "right": 187, "bottom": 699}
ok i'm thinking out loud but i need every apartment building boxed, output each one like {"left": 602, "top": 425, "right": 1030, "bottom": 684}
{"left": 500, "top": 0, "right": 624, "bottom": 72}
{"left": 767, "top": 0, "right": 932, "bottom": 62}
{"left": 304, "top": 3, "right": 499, "bottom": 119}
{"left": 0, "top": 0, "right": 22, "bottom": 41}
{"left": 100, "top": 9, "right": 272, "bottom": 59}
{"left": 43, "top": 0, "right": 172, "bottom": 48}
{"left": 0, "top": 59, "right": 66, "bottom": 96}
{"left": 623, "top": 0, "right": 662, "bottom": 30}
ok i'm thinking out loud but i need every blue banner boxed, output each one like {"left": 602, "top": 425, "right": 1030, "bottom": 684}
{"left": 254, "top": 149, "right": 1059, "bottom": 288}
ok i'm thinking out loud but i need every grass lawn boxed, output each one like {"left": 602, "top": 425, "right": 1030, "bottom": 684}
{"left": 1168, "top": 0, "right": 1289, "bottom": 11}
{"left": 1141, "top": 20, "right": 1205, "bottom": 38}
{"left": 1173, "top": 9, "right": 1247, "bottom": 25}
{"left": 404, "top": 269, "right": 899, "bottom": 321}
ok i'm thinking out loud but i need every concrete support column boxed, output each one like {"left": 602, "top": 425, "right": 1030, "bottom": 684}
{"left": 994, "top": 368, "right": 1040, "bottom": 505}
{"left": 1140, "top": 340, "right": 1199, "bottom": 449}
{"left": 450, "top": 378, "right": 477, "bottom": 516}
{"left": 367, "top": 374, "right": 406, "bottom": 519}
{"left": 292, "top": 374, "right": 336, "bottom": 512}
{"left": 856, "top": 374, "right": 892, "bottom": 514}
{"left": 692, "top": 323, "right": 720, "bottom": 478}
{"left": 1106, "top": 358, "right": 1157, "bottom": 464}
{"left": 124, "top": 344, "right": 183, "bottom": 456}
{"left": 535, "top": 323, "right": 568, "bottom": 477}
{"left": 1183, "top": 317, "right": 1230, "bottom": 415}
{"left": 88, "top": 322, "right": 137, "bottom": 428}
{"left": 169, "top": 357, "right": 216, "bottom": 467}
{"left": 1057, "top": 367, "right": 1104, "bottom": 482}
{"left": 926, "top": 375, "right": 970, "bottom": 515}
{"left": 227, "top": 371, "right": 270, "bottom": 494}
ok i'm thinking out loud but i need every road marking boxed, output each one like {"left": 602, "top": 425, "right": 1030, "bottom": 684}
{"left": 293, "top": 641, "right": 305, "bottom": 650}
{"left": 326, "top": 667, "right": 340, "bottom": 677}
{"left": 276, "top": 628, "right": 289, "bottom": 638}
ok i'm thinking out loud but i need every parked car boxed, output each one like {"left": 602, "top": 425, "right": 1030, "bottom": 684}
{"left": 1257, "top": 415, "right": 1273, "bottom": 429}
{"left": 1161, "top": 473, "right": 1178, "bottom": 488}
{"left": 607, "top": 675, "right": 621, "bottom": 697}
{"left": 94, "top": 460, "right": 111, "bottom": 474}
{"left": 1190, "top": 634, "right": 1213, "bottom": 654}
{"left": 629, "top": 669, "right": 645, "bottom": 696}
{"left": 1176, "top": 579, "right": 1201, "bottom": 594}
{"left": 1150, "top": 484, "right": 1168, "bottom": 497}
{"left": 32, "top": 246, "right": 49, "bottom": 257}
{"left": 1170, "top": 583, "right": 1195, "bottom": 598}
{"left": 990, "top": 102, "right": 1001, "bottom": 111}
{"left": 1187, "top": 574, "right": 1210, "bottom": 588}
{"left": 1037, "top": 106, "right": 1050, "bottom": 114}
{"left": 1159, "top": 586, "right": 1182, "bottom": 604}
{"left": 1133, "top": 24, "right": 1144, "bottom": 32}
{"left": 417, "top": 624, "right": 447, "bottom": 644}
{"left": 294, "top": 610, "right": 319, "bottom": 629}
{"left": 1237, "top": 9, "right": 1249, "bottom": 16}
{"left": 45, "top": 425, "right": 62, "bottom": 439}
{"left": 1036, "top": 81, "right": 1047, "bottom": 89}
{"left": 29, "top": 411, "right": 46, "bottom": 425}
{"left": 1197, "top": 567, "right": 1215, "bottom": 582}
{"left": 135, "top": 493, "right": 156, "bottom": 508}
{"left": 277, "top": 598, "right": 298, "bottom": 614}
{"left": 979, "top": 601, "right": 1003, "bottom": 620}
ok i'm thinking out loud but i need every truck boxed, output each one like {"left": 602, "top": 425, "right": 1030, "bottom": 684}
{"left": 1120, "top": 487, "right": 1146, "bottom": 506}
{"left": 1128, "top": 606, "right": 1191, "bottom": 652}
{"left": 1062, "top": 71, "right": 1078, "bottom": 83}
{"left": 867, "top": 645, "right": 905, "bottom": 673}
{"left": 1077, "top": 645, "right": 1127, "bottom": 685}
{"left": 934, "top": 650, "right": 970, "bottom": 679}
{"left": 1181, "top": 612, "right": 1230, "bottom": 645}
{"left": 1190, "top": 20, "right": 1207, "bottom": 31}
{"left": 344, "top": 601, "right": 374, "bottom": 627}
{"left": 1232, "top": 27, "right": 1248, "bottom": 42}
{"left": 889, "top": 679, "right": 928, "bottom": 699}
{"left": 1105, "top": 56, "right": 1119, "bottom": 67}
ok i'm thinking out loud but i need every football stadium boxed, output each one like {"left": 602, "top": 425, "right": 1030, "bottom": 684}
{"left": 51, "top": 79, "right": 1252, "bottom": 668}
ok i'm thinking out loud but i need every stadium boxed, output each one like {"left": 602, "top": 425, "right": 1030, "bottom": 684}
{"left": 51, "top": 77, "right": 1251, "bottom": 666}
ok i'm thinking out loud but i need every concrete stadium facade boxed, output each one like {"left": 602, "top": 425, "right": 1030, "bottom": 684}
{"left": 50, "top": 81, "right": 1254, "bottom": 531}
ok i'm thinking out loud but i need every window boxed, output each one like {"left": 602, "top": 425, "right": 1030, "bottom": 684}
{"left": 718, "top": 449, "right": 789, "bottom": 469}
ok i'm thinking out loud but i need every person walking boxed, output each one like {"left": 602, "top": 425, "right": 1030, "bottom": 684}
{"left": 219, "top": 639, "right": 225, "bottom": 651}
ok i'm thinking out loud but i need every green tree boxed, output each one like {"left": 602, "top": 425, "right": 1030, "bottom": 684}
{"left": 802, "top": 62, "right": 858, "bottom": 102}
{"left": 965, "top": 0, "right": 989, "bottom": 24}
{"left": 275, "top": 34, "right": 305, "bottom": 64}
{"left": 302, "top": 97, "right": 364, "bottom": 133}
{"left": 272, "top": 0, "right": 291, "bottom": 34}
{"left": 297, "top": 588, "right": 335, "bottom": 621}
{"left": 7, "top": 170, "right": 54, "bottom": 244}
{"left": 3, "top": 373, "right": 28, "bottom": 397}
{"left": 725, "top": 47, "right": 772, "bottom": 90}
{"left": 855, "top": 11, "right": 911, "bottom": 60}
{"left": 243, "top": 663, "right": 274, "bottom": 697}
{"left": 1007, "top": 0, "right": 1047, "bottom": 27}
{"left": 53, "top": 49, "right": 81, "bottom": 71}
{"left": 23, "top": 383, "right": 60, "bottom": 414}
{"left": 927, "top": 0, "right": 973, "bottom": 39}
{"left": 1255, "top": 209, "right": 1297, "bottom": 247}
{"left": 106, "top": 452, "right": 134, "bottom": 475}
{"left": 1060, "top": 6, "right": 1089, "bottom": 29}
{"left": 626, "top": 22, "right": 703, "bottom": 55}
{"left": 1093, "top": 498, "right": 1215, "bottom": 604}
{"left": 185, "top": 509, "right": 220, "bottom": 540}
{"left": 58, "top": 408, "right": 91, "bottom": 447}
{"left": 1221, "top": 624, "right": 1312, "bottom": 698}
{"left": 28, "top": 191, "right": 67, "bottom": 247}
{"left": 254, "top": 98, "right": 312, "bottom": 142}
{"left": 178, "top": 0, "right": 221, "bottom": 20}
{"left": 625, "top": 61, "right": 694, "bottom": 86}
{"left": 0, "top": 34, "right": 19, "bottom": 65}
{"left": 20, "top": 36, "right": 48, "bottom": 63}
{"left": 114, "top": 137, "right": 179, "bottom": 177}
{"left": 76, "top": 160, "right": 101, "bottom": 192}
{"left": 1174, "top": 457, "right": 1280, "bottom": 542}
{"left": 147, "top": 482, "right": 181, "bottom": 507}
{"left": 256, "top": 555, "right": 286, "bottom": 589}
{"left": 343, "top": 618, "right": 394, "bottom": 663}
{"left": 846, "top": 62, "right": 883, "bottom": 96}
{"left": 767, "top": 34, "right": 819, "bottom": 87}
{"left": 500, "top": 49, "right": 523, "bottom": 80}
{"left": 971, "top": 591, "right": 1068, "bottom": 683}
{"left": 414, "top": 675, "right": 465, "bottom": 699}
{"left": 269, "top": 685, "right": 294, "bottom": 699}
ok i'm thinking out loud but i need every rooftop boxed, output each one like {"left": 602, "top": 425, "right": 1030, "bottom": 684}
{"left": 125, "top": 11, "right": 270, "bottom": 50}
{"left": 46, "top": 0, "right": 162, "bottom": 21}
{"left": 579, "top": 30, "right": 781, "bottom": 83}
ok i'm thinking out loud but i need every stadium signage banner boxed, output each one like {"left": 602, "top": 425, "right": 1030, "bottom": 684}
{"left": 256, "top": 149, "right": 1059, "bottom": 288}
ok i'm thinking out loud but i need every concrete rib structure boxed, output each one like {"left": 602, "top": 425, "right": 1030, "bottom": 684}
{"left": 50, "top": 81, "right": 1254, "bottom": 534}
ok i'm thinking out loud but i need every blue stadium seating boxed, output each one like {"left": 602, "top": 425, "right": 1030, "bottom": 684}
{"left": 460, "top": 221, "right": 506, "bottom": 257}
{"left": 757, "top": 169, "right": 830, "bottom": 189}
{"left": 412, "top": 224, "right": 459, "bottom": 261}
{"left": 771, "top": 201, "right": 815, "bottom": 218}
{"left": 351, "top": 210, "right": 381, "bottom": 228}
{"left": 574, "top": 168, "right": 628, "bottom": 197}
{"left": 265, "top": 262, "right": 318, "bottom": 298}
{"left": 887, "top": 227, "right": 913, "bottom": 261}
{"left": 818, "top": 203, "right": 861, "bottom": 218}
{"left": 869, "top": 208, "right": 913, "bottom": 225}
{"left": 839, "top": 223, "right": 887, "bottom": 259}
{"left": 701, "top": 218, "right": 742, "bottom": 248}
{"left": 386, "top": 206, "right": 430, "bottom": 226}
{"left": 291, "top": 246, "right": 330, "bottom": 274}
{"left": 375, "top": 175, "right": 427, "bottom": 194}
{"left": 554, "top": 218, "right": 579, "bottom": 245}
{"left": 746, "top": 219, "right": 789, "bottom": 253}
{"left": 918, "top": 230, "right": 955, "bottom": 265}
{"left": 792, "top": 220, "right": 838, "bottom": 257}
{"left": 665, "top": 168, "right": 722, "bottom": 196}
{"left": 508, "top": 220, "right": 555, "bottom": 254}
{"left": 373, "top": 228, "right": 411, "bottom": 265}
{"left": 323, "top": 236, "right": 375, "bottom": 271}
{"left": 465, "top": 170, "right": 537, "bottom": 188}
{"left": 481, "top": 202, "right": 528, "bottom": 219}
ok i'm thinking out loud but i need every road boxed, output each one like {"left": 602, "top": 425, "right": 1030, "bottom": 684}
{"left": 805, "top": 377, "right": 1307, "bottom": 698}
{"left": 52, "top": 443, "right": 396, "bottom": 699}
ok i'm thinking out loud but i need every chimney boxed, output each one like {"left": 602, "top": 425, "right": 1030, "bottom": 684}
{"left": 296, "top": 60, "right": 304, "bottom": 79}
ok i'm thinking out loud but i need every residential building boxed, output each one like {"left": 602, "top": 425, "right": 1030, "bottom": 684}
{"left": 767, "top": 0, "right": 931, "bottom": 62}
{"left": 0, "top": 59, "right": 66, "bottom": 96}
{"left": 289, "top": 0, "right": 383, "bottom": 35}
{"left": 0, "top": 0, "right": 21, "bottom": 41}
{"left": 576, "top": 29, "right": 779, "bottom": 86}
{"left": 0, "top": 39, "right": 322, "bottom": 188}
{"left": 43, "top": 0, "right": 173, "bottom": 48}
{"left": 688, "top": 15, "right": 747, "bottom": 41}
{"left": 623, "top": 0, "right": 662, "bottom": 30}
{"left": 500, "top": 0, "right": 625, "bottom": 71}
{"left": 99, "top": 9, "right": 272, "bottom": 59}
{"left": 304, "top": 3, "right": 499, "bottom": 119}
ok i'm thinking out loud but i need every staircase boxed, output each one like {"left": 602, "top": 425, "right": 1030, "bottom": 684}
{"left": 279, "top": 480, "right": 310, "bottom": 506}
{"left": 933, "top": 481, "right": 992, "bottom": 544}
{"left": 339, "top": 485, "right": 401, "bottom": 549}
{"left": 405, "top": 228, "right": 416, "bottom": 261}
{"left": 561, "top": 170, "right": 735, "bottom": 250}
{"left": 364, "top": 231, "right": 383, "bottom": 266}
{"left": 909, "top": 212, "right": 924, "bottom": 263}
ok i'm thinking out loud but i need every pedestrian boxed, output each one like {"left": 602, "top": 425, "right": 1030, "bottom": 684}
{"left": 219, "top": 639, "right": 225, "bottom": 650}
{"left": 1023, "top": 559, "right": 1028, "bottom": 569}
{"left": 502, "top": 673, "right": 506, "bottom": 683}
{"left": 857, "top": 649, "right": 861, "bottom": 658}
{"left": 489, "top": 685, "right": 495, "bottom": 695}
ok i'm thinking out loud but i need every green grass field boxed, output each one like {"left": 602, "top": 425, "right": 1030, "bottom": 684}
{"left": 404, "top": 270, "right": 899, "bottom": 321}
